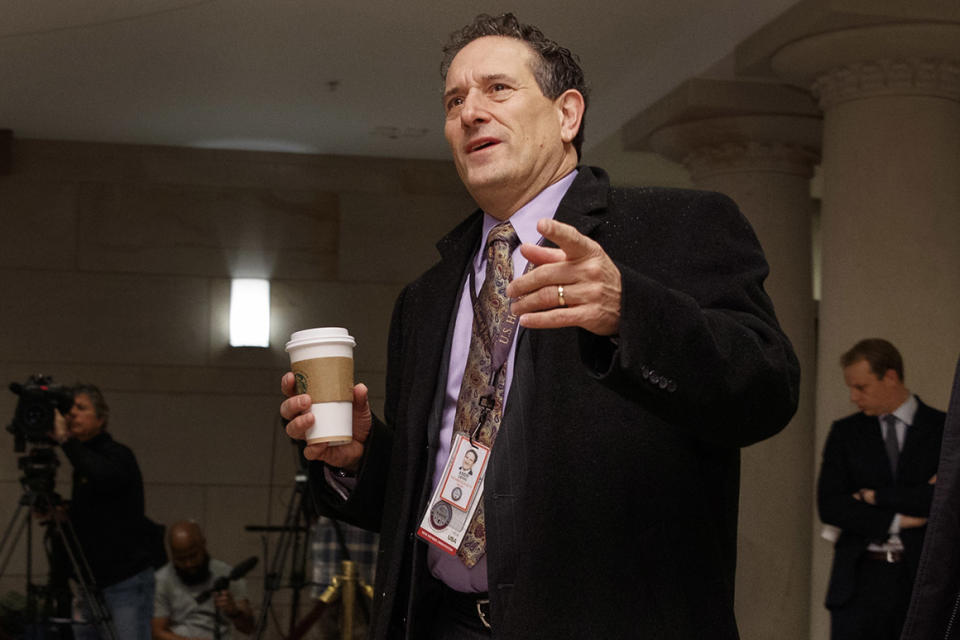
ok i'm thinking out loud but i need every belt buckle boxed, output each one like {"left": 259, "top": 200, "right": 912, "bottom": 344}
{"left": 476, "top": 597, "right": 491, "bottom": 629}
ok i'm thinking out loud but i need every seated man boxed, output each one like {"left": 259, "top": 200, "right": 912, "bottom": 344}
{"left": 152, "top": 521, "right": 254, "bottom": 640}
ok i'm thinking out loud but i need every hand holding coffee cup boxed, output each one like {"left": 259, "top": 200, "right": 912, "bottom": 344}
{"left": 283, "top": 328, "right": 373, "bottom": 469}
{"left": 280, "top": 377, "right": 371, "bottom": 470}
{"left": 285, "top": 328, "right": 358, "bottom": 446}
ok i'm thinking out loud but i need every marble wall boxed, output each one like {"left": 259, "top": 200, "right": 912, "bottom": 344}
{"left": 0, "top": 139, "right": 473, "bottom": 636}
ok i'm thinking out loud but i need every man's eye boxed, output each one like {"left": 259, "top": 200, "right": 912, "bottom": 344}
{"left": 446, "top": 97, "right": 463, "bottom": 111}
{"left": 492, "top": 83, "right": 508, "bottom": 92}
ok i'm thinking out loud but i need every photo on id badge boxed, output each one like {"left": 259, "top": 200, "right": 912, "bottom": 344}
{"left": 441, "top": 436, "right": 487, "bottom": 511}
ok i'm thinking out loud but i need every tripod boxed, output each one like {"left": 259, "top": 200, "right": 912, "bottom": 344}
{"left": 249, "top": 469, "right": 373, "bottom": 640}
{"left": 0, "top": 451, "right": 117, "bottom": 640}
{"left": 248, "top": 466, "right": 315, "bottom": 640}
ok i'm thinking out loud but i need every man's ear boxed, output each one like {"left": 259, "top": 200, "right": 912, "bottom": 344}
{"left": 556, "top": 89, "right": 585, "bottom": 145}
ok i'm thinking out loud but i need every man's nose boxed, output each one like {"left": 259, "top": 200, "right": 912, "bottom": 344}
{"left": 459, "top": 90, "right": 489, "bottom": 126}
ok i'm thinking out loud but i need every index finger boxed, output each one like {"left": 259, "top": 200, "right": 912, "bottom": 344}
{"left": 537, "top": 218, "right": 598, "bottom": 260}
{"left": 281, "top": 371, "right": 297, "bottom": 397}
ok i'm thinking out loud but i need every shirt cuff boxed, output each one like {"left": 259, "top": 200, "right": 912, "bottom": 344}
{"left": 889, "top": 513, "right": 902, "bottom": 534}
{"left": 323, "top": 465, "right": 357, "bottom": 502}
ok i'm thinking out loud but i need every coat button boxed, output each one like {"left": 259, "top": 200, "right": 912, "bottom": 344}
{"left": 649, "top": 372, "right": 659, "bottom": 385}
{"left": 641, "top": 365, "right": 651, "bottom": 379}
{"left": 667, "top": 381, "right": 677, "bottom": 393}
{"left": 658, "top": 378, "right": 669, "bottom": 390}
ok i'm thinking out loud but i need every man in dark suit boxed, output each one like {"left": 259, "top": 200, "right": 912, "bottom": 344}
{"left": 282, "top": 13, "right": 799, "bottom": 639}
{"left": 818, "top": 338, "right": 945, "bottom": 640}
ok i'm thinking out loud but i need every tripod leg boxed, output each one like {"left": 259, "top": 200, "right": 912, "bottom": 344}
{"left": 287, "top": 497, "right": 313, "bottom": 639}
{"left": 253, "top": 477, "right": 306, "bottom": 640}
{"left": 285, "top": 599, "right": 330, "bottom": 640}
{"left": 45, "top": 507, "right": 119, "bottom": 640}
{"left": 0, "top": 503, "right": 28, "bottom": 579}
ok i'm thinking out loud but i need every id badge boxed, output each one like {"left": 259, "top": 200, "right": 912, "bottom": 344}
{"left": 417, "top": 433, "right": 490, "bottom": 555}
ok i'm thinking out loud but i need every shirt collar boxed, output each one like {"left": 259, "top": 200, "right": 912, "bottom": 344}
{"left": 885, "top": 394, "right": 918, "bottom": 427}
{"left": 477, "top": 170, "right": 578, "bottom": 264}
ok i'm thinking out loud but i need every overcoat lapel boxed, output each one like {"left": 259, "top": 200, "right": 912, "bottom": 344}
{"left": 496, "top": 167, "right": 609, "bottom": 440}
{"left": 378, "top": 213, "right": 483, "bottom": 636}
{"left": 513, "top": 167, "right": 607, "bottom": 390}
{"left": 484, "top": 170, "right": 610, "bottom": 623}
{"left": 404, "top": 213, "right": 484, "bottom": 439}
{"left": 497, "top": 167, "right": 609, "bottom": 437}
{"left": 551, "top": 167, "right": 608, "bottom": 240}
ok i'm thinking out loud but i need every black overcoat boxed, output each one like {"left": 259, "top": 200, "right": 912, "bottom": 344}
{"left": 900, "top": 357, "right": 960, "bottom": 640}
{"left": 310, "top": 167, "right": 800, "bottom": 639}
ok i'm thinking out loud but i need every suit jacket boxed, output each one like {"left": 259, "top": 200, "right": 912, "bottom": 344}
{"left": 901, "top": 358, "right": 960, "bottom": 640}
{"left": 818, "top": 397, "right": 945, "bottom": 610}
{"left": 310, "top": 167, "right": 800, "bottom": 639}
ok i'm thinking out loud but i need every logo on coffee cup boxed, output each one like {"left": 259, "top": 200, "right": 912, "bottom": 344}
{"left": 294, "top": 372, "right": 308, "bottom": 395}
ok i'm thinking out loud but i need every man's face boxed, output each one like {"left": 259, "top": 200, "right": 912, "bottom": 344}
{"left": 443, "top": 36, "right": 571, "bottom": 217}
{"left": 843, "top": 359, "right": 901, "bottom": 416}
{"left": 172, "top": 539, "right": 211, "bottom": 586}
{"left": 67, "top": 393, "right": 105, "bottom": 442}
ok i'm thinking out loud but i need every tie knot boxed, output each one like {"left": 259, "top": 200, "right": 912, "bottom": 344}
{"left": 486, "top": 222, "right": 519, "bottom": 252}
{"left": 882, "top": 414, "right": 898, "bottom": 429}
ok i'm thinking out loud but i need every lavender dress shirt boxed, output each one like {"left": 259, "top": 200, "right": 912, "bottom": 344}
{"left": 427, "top": 170, "right": 577, "bottom": 592}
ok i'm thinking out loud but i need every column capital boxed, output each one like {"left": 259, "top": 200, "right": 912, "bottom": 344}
{"left": 811, "top": 58, "right": 960, "bottom": 109}
{"left": 769, "top": 24, "right": 960, "bottom": 108}
{"left": 736, "top": 0, "right": 960, "bottom": 77}
{"left": 622, "top": 78, "right": 821, "bottom": 177}
{"left": 684, "top": 139, "right": 820, "bottom": 181}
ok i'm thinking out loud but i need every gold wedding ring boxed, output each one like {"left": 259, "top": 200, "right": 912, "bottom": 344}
{"left": 557, "top": 284, "right": 566, "bottom": 308}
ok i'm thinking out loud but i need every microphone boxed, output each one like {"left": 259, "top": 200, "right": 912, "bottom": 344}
{"left": 228, "top": 556, "right": 258, "bottom": 580}
{"left": 195, "top": 556, "right": 258, "bottom": 604}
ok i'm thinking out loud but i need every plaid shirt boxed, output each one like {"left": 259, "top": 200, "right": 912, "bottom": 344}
{"left": 311, "top": 516, "right": 378, "bottom": 595}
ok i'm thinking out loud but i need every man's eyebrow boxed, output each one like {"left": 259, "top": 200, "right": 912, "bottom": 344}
{"left": 443, "top": 74, "right": 515, "bottom": 102}
{"left": 482, "top": 73, "right": 511, "bottom": 84}
{"left": 442, "top": 85, "right": 461, "bottom": 103}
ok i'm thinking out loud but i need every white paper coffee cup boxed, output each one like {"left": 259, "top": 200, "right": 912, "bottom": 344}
{"left": 285, "top": 327, "right": 356, "bottom": 446}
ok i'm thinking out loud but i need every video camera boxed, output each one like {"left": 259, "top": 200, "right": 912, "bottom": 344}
{"left": 7, "top": 374, "right": 74, "bottom": 452}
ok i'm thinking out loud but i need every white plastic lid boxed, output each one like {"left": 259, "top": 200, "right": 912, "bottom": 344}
{"left": 285, "top": 327, "right": 356, "bottom": 351}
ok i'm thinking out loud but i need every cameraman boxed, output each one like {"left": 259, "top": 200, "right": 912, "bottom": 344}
{"left": 52, "top": 383, "right": 156, "bottom": 640}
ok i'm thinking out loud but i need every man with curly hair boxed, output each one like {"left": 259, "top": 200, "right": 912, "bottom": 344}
{"left": 283, "top": 13, "right": 799, "bottom": 639}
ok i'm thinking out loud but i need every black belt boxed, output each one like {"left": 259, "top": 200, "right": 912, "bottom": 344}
{"left": 439, "top": 583, "right": 492, "bottom": 631}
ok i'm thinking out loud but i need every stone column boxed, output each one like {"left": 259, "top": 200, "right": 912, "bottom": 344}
{"left": 623, "top": 79, "right": 821, "bottom": 640}
{"left": 767, "top": 20, "right": 960, "bottom": 639}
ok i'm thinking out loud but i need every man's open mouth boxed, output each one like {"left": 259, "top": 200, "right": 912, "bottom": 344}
{"left": 468, "top": 139, "right": 499, "bottom": 153}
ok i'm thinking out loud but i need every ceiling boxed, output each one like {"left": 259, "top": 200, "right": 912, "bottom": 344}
{"left": 0, "top": 0, "right": 801, "bottom": 162}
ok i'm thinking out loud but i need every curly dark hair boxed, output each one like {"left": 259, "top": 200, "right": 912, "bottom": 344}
{"left": 441, "top": 13, "right": 589, "bottom": 158}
